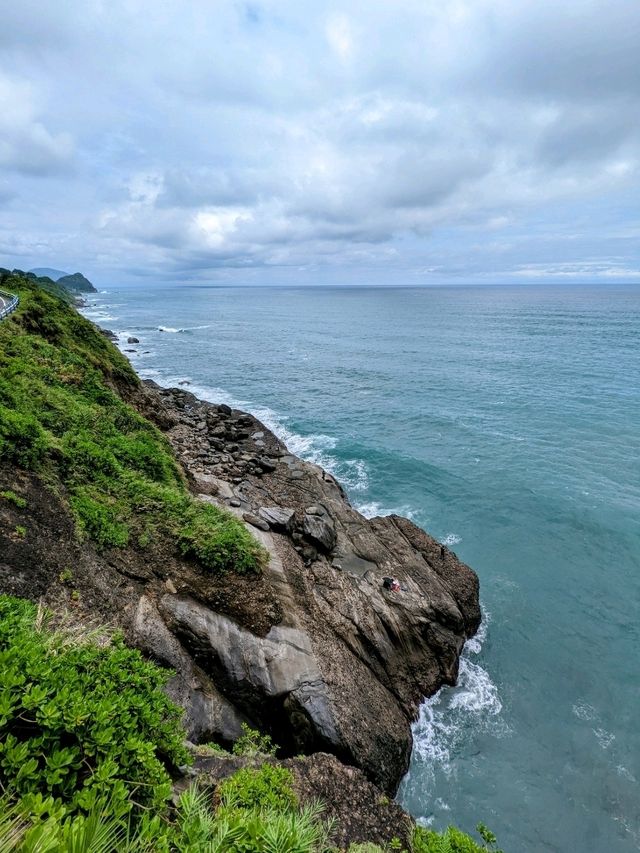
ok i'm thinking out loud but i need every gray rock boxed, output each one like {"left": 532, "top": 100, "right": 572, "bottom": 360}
{"left": 243, "top": 513, "right": 270, "bottom": 532}
{"left": 127, "top": 336, "right": 140, "bottom": 344}
{"left": 302, "top": 508, "right": 337, "bottom": 553}
{"left": 258, "top": 506, "right": 295, "bottom": 531}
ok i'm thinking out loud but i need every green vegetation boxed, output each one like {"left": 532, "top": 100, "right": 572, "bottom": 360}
{"left": 0, "top": 596, "right": 503, "bottom": 851}
{"left": 412, "top": 823, "right": 503, "bottom": 853}
{"left": 0, "top": 272, "right": 267, "bottom": 575}
{"left": 0, "top": 489, "right": 27, "bottom": 508}
{"left": 218, "top": 764, "right": 298, "bottom": 812}
{"left": 0, "top": 596, "right": 188, "bottom": 822}
{"left": 232, "top": 722, "right": 278, "bottom": 758}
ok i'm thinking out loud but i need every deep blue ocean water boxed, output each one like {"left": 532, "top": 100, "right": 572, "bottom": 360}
{"left": 83, "top": 284, "right": 640, "bottom": 852}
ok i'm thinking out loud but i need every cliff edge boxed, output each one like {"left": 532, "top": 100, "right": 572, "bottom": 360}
{"left": 0, "top": 275, "right": 480, "bottom": 796}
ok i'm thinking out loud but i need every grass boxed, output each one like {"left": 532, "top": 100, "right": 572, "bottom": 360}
{"left": 0, "top": 272, "right": 267, "bottom": 575}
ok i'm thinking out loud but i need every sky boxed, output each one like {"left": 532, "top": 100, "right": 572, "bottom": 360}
{"left": 0, "top": 0, "right": 639, "bottom": 286}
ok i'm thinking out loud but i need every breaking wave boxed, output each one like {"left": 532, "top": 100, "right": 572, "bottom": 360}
{"left": 410, "top": 614, "right": 504, "bottom": 784}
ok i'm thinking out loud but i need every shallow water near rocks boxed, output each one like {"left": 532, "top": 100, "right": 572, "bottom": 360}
{"left": 84, "top": 283, "right": 640, "bottom": 853}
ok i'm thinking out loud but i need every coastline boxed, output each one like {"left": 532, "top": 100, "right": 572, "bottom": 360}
{"left": 71, "top": 298, "right": 482, "bottom": 795}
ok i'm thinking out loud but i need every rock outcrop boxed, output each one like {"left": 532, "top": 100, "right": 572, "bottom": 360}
{"left": 130, "top": 381, "right": 481, "bottom": 792}
{"left": 0, "top": 378, "right": 480, "bottom": 795}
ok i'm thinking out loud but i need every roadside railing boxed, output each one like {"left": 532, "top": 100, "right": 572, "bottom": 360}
{"left": 0, "top": 290, "right": 19, "bottom": 320}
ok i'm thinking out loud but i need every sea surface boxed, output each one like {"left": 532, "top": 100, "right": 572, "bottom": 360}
{"left": 83, "top": 284, "right": 640, "bottom": 852}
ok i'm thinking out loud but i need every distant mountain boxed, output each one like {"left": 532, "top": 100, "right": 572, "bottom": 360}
{"left": 29, "top": 268, "right": 96, "bottom": 293}
{"left": 29, "top": 267, "right": 69, "bottom": 281}
{"left": 56, "top": 272, "right": 96, "bottom": 293}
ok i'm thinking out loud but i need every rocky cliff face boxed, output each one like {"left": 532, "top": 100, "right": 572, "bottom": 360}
{"left": 131, "top": 381, "right": 481, "bottom": 793}
{"left": 0, "top": 378, "right": 480, "bottom": 795}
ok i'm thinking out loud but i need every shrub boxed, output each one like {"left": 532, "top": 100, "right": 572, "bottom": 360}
{"left": 0, "top": 490, "right": 27, "bottom": 509}
{"left": 70, "top": 490, "right": 129, "bottom": 548}
{"left": 0, "top": 405, "right": 49, "bottom": 467}
{"left": 0, "top": 596, "right": 188, "bottom": 822}
{"left": 413, "top": 823, "right": 503, "bottom": 853}
{"left": 175, "top": 786, "right": 331, "bottom": 853}
{"left": 218, "top": 764, "right": 298, "bottom": 812}
{"left": 232, "top": 723, "right": 278, "bottom": 758}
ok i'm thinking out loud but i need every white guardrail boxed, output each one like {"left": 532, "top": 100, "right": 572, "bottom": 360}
{"left": 0, "top": 290, "right": 19, "bottom": 320}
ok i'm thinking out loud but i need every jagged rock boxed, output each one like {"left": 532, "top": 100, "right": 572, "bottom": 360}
{"left": 2, "top": 375, "right": 481, "bottom": 796}
{"left": 302, "top": 505, "right": 337, "bottom": 553}
{"left": 258, "top": 506, "right": 295, "bottom": 532}
{"left": 257, "top": 456, "right": 276, "bottom": 471}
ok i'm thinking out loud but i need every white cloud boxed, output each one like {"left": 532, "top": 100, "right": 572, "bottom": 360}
{"left": 0, "top": 0, "right": 638, "bottom": 282}
{"left": 0, "top": 75, "right": 74, "bottom": 175}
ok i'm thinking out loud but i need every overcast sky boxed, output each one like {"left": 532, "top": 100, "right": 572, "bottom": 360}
{"left": 1, "top": 0, "right": 639, "bottom": 285}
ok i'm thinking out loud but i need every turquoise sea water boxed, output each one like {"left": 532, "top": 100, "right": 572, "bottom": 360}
{"left": 83, "top": 284, "right": 640, "bottom": 852}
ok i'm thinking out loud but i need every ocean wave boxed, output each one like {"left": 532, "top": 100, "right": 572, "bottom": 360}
{"left": 158, "top": 326, "right": 180, "bottom": 333}
{"left": 356, "top": 500, "right": 417, "bottom": 521}
{"left": 410, "top": 612, "right": 504, "bottom": 782}
{"left": 440, "top": 532, "right": 461, "bottom": 546}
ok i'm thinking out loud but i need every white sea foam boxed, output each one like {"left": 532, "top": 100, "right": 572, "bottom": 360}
{"left": 158, "top": 326, "right": 180, "bottom": 333}
{"left": 410, "top": 612, "right": 504, "bottom": 782}
{"left": 572, "top": 701, "right": 597, "bottom": 722}
{"left": 593, "top": 727, "right": 615, "bottom": 750}
{"left": 356, "top": 500, "right": 417, "bottom": 521}
{"left": 440, "top": 533, "right": 461, "bottom": 546}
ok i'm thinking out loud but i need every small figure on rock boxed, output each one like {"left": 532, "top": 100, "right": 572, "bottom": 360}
{"left": 382, "top": 576, "right": 401, "bottom": 592}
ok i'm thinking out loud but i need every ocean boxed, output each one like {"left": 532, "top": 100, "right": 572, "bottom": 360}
{"left": 82, "top": 283, "right": 640, "bottom": 852}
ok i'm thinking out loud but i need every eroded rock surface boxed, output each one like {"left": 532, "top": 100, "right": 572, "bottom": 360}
{"left": 132, "top": 381, "right": 481, "bottom": 792}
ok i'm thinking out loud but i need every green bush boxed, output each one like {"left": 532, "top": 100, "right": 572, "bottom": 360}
{"left": 0, "top": 405, "right": 49, "bottom": 467}
{"left": 232, "top": 722, "right": 278, "bottom": 758}
{"left": 413, "top": 822, "right": 503, "bottom": 853}
{"left": 218, "top": 764, "right": 298, "bottom": 812}
{"left": 0, "top": 273, "right": 267, "bottom": 576}
{"left": 0, "top": 596, "right": 188, "bottom": 822}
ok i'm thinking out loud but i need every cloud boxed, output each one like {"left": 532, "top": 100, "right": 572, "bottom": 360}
{"left": 0, "top": 75, "right": 74, "bottom": 175}
{"left": 0, "top": 0, "right": 638, "bottom": 282}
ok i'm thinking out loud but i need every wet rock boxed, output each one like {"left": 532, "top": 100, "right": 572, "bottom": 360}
{"left": 127, "top": 336, "right": 140, "bottom": 344}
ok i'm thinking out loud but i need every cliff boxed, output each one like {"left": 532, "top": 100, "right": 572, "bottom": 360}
{"left": 0, "top": 273, "right": 480, "bottom": 798}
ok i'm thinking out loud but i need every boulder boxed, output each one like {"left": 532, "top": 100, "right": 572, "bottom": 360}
{"left": 302, "top": 505, "right": 337, "bottom": 553}
{"left": 258, "top": 506, "right": 295, "bottom": 532}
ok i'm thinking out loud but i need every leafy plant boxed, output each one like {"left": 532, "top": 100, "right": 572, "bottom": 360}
{"left": 218, "top": 764, "right": 298, "bottom": 812}
{"left": 232, "top": 723, "right": 277, "bottom": 758}
{"left": 0, "top": 596, "right": 188, "bottom": 823}
{"left": 413, "top": 823, "right": 503, "bottom": 853}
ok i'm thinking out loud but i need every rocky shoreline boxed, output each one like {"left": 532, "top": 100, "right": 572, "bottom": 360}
{"left": 126, "top": 368, "right": 481, "bottom": 794}
{"left": 1, "top": 315, "right": 481, "bottom": 799}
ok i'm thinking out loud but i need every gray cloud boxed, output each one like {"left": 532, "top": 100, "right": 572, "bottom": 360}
{"left": 0, "top": 0, "right": 638, "bottom": 283}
